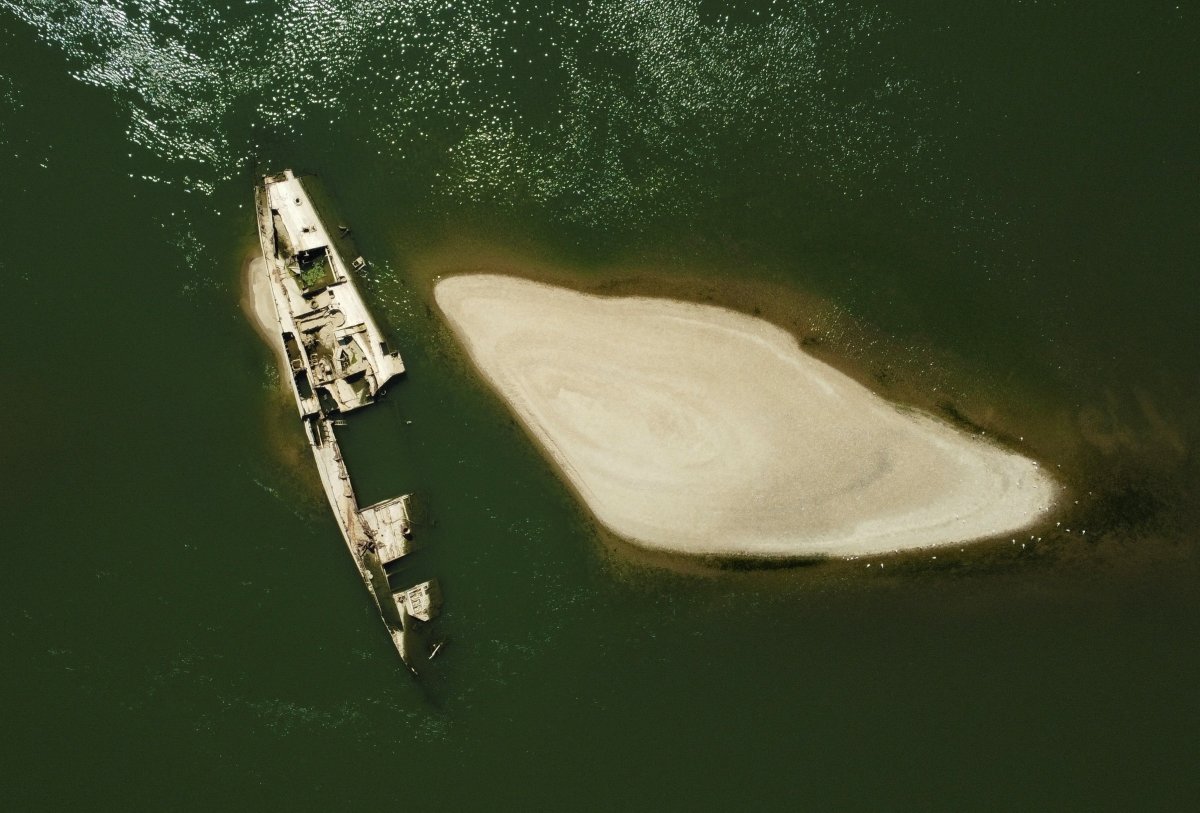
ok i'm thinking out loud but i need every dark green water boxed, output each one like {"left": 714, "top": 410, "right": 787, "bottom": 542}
{"left": 2, "top": 2, "right": 1197, "bottom": 809}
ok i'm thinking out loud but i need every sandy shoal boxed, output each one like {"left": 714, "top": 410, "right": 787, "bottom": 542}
{"left": 435, "top": 274, "right": 1059, "bottom": 558}
{"left": 241, "top": 255, "right": 285, "bottom": 355}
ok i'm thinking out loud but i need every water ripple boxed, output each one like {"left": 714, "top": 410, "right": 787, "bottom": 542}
{"left": 3, "top": 0, "right": 930, "bottom": 224}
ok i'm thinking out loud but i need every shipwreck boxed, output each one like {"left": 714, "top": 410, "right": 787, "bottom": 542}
{"left": 253, "top": 169, "right": 441, "bottom": 672}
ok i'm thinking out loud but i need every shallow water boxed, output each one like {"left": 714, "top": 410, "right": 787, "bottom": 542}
{"left": 1, "top": 2, "right": 1197, "bottom": 809}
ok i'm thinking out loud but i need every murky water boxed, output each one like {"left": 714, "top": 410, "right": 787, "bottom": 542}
{"left": 2, "top": 1, "right": 1197, "bottom": 808}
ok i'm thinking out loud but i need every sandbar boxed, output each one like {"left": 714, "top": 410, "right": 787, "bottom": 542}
{"left": 241, "top": 256, "right": 284, "bottom": 354}
{"left": 435, "top": 274, "right": 1058, "bottom": 558}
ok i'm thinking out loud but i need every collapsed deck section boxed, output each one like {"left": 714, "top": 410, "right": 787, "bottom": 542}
{"left": 397, "top": 580, "right": 442, "bottom": 623}
{"left": 359, "top": 494, "right": 415, "bottom": 565}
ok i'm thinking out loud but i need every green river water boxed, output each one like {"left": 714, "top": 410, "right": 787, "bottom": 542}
{"left": 2, "top": 1, "right": 1197, "bottom": 809}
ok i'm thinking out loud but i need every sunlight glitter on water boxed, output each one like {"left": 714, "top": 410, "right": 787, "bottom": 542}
{"left": 3, "top": 0, "right": 927, "bottom": 226}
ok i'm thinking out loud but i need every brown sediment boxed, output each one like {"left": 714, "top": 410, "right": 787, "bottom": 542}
{"left": 238, "top": 250, "right": 326, "bottom": 502}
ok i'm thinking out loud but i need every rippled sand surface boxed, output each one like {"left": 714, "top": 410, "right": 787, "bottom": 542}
{"left": 435, "top": 274, "right": 1058, "bottom": 558}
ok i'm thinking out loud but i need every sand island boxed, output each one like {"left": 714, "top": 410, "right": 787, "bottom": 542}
{"left": 435, "top": 274, "right": 1058, "bottom": 559}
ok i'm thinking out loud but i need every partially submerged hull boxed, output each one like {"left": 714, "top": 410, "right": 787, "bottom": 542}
{"left": 254, "top": 169, "right": 440, "bottom": 672}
